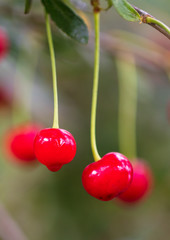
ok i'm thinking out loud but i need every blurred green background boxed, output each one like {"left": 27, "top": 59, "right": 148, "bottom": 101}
{"left": 0, "top": 0, "right": 170, "bottom": 240}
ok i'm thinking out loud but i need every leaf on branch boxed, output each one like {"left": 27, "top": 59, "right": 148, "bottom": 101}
{"left": 24, "top": 0, "right": 32, "bottom": 14}
{"left": 111, "top": 0, "right": 140, "bottom": 21}
{"left": 41, "top": 0, "right": 89, "bottom": 44}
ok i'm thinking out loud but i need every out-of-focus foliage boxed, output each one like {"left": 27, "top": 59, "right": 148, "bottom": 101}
{"left": 0, "top": 0, "right": 170, "bottom": 240}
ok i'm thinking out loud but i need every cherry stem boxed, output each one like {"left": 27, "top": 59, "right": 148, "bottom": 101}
{"left": 116, "top": 54, "right": 137, "bottom": 160}
{"left": 45, "top": 11, "right": 59, "bottom": 129}
{"left": 91, "top": 11, "right": 101, "bottom": 162}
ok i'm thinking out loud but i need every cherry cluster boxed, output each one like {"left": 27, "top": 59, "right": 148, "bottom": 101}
{"left": 82, "top": 153, "right": 153, "bottom": 203}
{"left": 0, "top": 22, "right": 153, "bottom": 205}
{"left": 5, "top": 125, "right": 76, "bottom": 171}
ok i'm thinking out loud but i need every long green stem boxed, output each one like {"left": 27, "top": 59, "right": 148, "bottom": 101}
{"left": 45, "top": 11, "right": 59, "bottom": 129}
{"left": 91, "top": 11, "right": 101, "bottom": 162}
{"left": 116, "top": 54, "right": 137, "bottom": 160}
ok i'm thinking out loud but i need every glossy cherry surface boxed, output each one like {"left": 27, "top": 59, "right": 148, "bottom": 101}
{"left": 82, "top": 152, "right": 133, "bottom": 201}
{"left": 118, "top": 160, "right": 153, "bottom": 203}
{"left": 5, "top": 123, "right": 41, "bottom": 163}
{"left": 34, "top": 128, "right": 76, "bottom": 171}
{"left": 0, "top": 27, "right": 9, "bottom": 60}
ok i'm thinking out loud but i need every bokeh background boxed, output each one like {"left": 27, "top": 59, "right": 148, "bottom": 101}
{"left": 0, "top": 0, "right": 170, "bottom": 239}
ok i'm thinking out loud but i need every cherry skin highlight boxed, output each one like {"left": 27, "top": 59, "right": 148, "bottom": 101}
{"left": 34, "top": 128, "right": 76, "bottom": 171}
{"left": 118, "top": 160, "right": 153, "bottom": 203}
{"left": 5, "top": 123, "right": 41, "bottom": 163}
{"left": 0, "top": 27, "right": 9, "bottom": 60}
{"left": 82, "top": 152, "right": 133, "bottom": 201}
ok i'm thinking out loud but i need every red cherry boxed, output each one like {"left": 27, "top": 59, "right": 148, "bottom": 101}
{"left": 5, "top": 123, "right": 41, "bottom": 163}
{"left": 0, "top": 27, "right": 9, "bottom": 60}
{"left": 118, "top": 160, "right": 153, "bottom": 203}
{"left": 82, "top": 152, "right": 133, "bottom": 201}
{"left": 34, "top": 128, "right": 76, "bottom": 171}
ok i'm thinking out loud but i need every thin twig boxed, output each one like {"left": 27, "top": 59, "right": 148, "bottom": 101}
{"left": 133, "top": 5, "right": 170, "bottom": 40}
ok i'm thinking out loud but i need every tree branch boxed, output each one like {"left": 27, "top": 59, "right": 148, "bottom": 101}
{"left": 132, "top": 5, "right": 170, "bottom": 40}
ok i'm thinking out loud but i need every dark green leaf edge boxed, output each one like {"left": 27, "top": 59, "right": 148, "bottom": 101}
{"left": 41, "top": 0, "right": 89, "bottom": 44}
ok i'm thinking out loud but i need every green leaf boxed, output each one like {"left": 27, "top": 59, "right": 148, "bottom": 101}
{"left": 111, "top": 0, "right": 140, "bottom": 21}
{"left": 24, "top": 0, "right": 32, "bottom": 14}
{"left": 41, "top": 0, "right": 88, "bottom": 44}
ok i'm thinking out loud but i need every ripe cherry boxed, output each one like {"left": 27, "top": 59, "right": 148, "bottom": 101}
{"left": 5, "top": 123, "right": 41, "bottom": 163}
{"left": 0, "top": 27, "right": 9, "bottom": 60}
{"left": 82, "top": 152, "right": 133, "bottom": 201}
{"left": 118, "top": 160, "right": 153, "bottom": 203}
{"left": 34, "top": 128, "right": 76, "bottom": 171}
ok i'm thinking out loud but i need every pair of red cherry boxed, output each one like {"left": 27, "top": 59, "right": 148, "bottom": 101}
{"left": 5, "top": 124, "right": 76, "bottom": 171}
{"left": 82, "top": 153, "right": 152, "bottom": 203}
